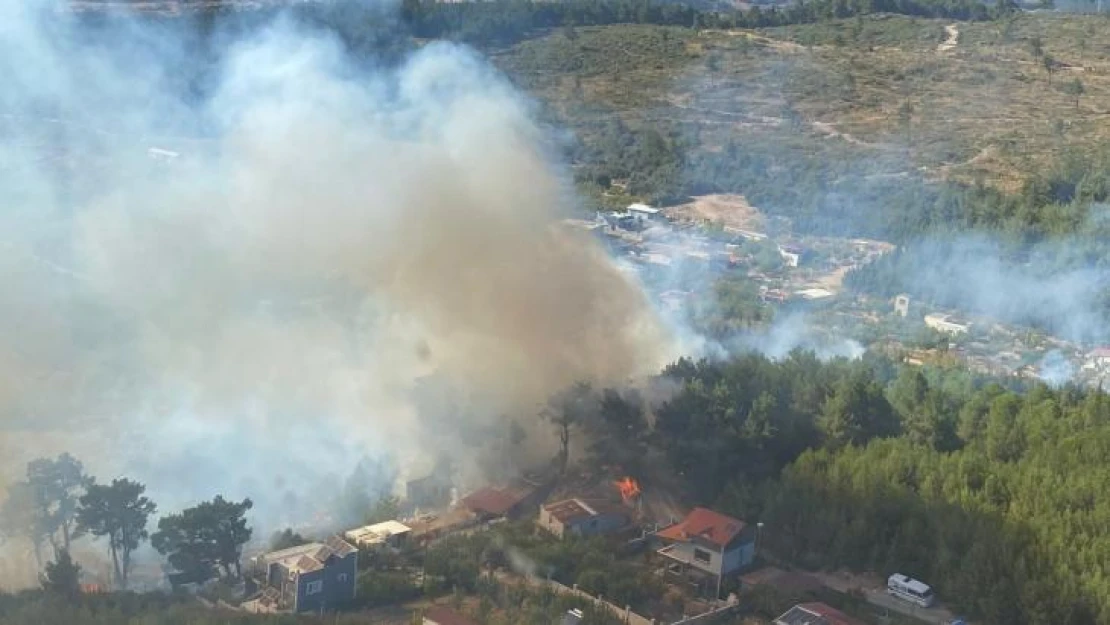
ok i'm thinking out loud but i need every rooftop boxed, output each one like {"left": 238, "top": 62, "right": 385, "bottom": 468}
{"left": 257, "top": 543, "right": 326, "bottom": 570}
{"left": 543, "top": 498, "right": 627, "bottom": 524}
{"left": 890, "top": 574, "right": 932, "bottom": 594}
{"left": 656, "top": 507, "right": 746, "bottom": 549}
{"left": 775, "top": 602, "right": 866, "bottom": 625}
{"left": 346, "top": 520, "right": 412, "bottom": 546}
{"left": 460, "top": 486, "right": 528, "bottom": 517}
{"left": 255, "top": 535, "right": 356, "bottom": 576}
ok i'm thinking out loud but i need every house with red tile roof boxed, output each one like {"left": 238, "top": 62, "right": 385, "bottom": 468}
{"left": 773, "top": 602, "right": 867, "bottom": 625}
{"left": 460, "top": 486, "right": 529, "bottom": 520}
{"left": 655, "top": 507, "right": 755, "bottom": 581}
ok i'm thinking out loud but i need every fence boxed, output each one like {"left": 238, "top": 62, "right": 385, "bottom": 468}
{"left": 669, "top": 599, "right": 739, "bottom": 625}
{"left": 542, "top": 578, "right": 655, "bottom": 625}
{"left": 533, "top": 576, "right": 739, "bottom": 625}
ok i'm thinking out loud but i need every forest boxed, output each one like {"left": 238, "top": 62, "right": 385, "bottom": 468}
{"left": 646, "top": 352, "right": 1110, "bottom": 625}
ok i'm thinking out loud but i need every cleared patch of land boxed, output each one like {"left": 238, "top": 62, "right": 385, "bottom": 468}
{"left": 493, "top": 14, "right": 1110, "bottom": 194}
{"left": 666, "top": 193, "right": 766, "bottom": 230}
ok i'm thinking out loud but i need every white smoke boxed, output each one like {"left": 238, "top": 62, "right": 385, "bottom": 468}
{"left": 0, "top": 2, "right": 681, "bottom": 586}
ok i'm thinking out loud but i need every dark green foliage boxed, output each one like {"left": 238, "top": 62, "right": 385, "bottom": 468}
{"left": 41, "top": 550, "right": 81, "bottom": 598}
{"left": 0, "top": 589, "right": 400, "bottom": 624}
{"left": 268, "top": 528, "right": 309, "bottom": 552}
{"left": 691, "top": 274, "right": 776, "bottom": 339}
{"left": 394, "top": 0, "right": 998, "bottom": 48}
{"left": 543, "top": 381, "right": 597, "bottom": 475}
{"left": 151, "top": 496, "right": 253, "bottom": 583}
{"left": 659, "top": 353, "right": 1110, "bottom": 624}
{"left": 75, "top": 479, "right": 156, "bottom": 590}
{"left": 422, "top": 534, "right": 486, "bottom": 595}
{"left": 584, "top": 388, "right": 651, "bottom": 475}
{"left": 356, "top": 570, "right": 421, "bottom": 608}
{"left": 24, "top": 454, "right": 91, "bottom": 562}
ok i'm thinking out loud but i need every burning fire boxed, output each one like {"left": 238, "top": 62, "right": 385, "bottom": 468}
{"left": 615, "top": 477, "right": 641, "bottom": 503}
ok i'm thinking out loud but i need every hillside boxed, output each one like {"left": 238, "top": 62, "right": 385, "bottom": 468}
{"left": 492, "top": 14, "right": 1110, "bottom": 211}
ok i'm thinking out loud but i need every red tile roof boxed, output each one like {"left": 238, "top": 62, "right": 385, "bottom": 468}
{"left": 656, "top": 507, "right": 746, "bottom": 549}
{"left": 460, "top": 487, "right": 524, "bottom": 517}
{"left": 797, "top": 602, "right": 867, "bottom": 625}
{"left": 424, "top": 606, "right": 481, "bottom": 625}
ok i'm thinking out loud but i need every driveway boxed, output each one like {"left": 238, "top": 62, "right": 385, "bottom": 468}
{"left": 810, "top": 571, "right": 958, "bottom": 625}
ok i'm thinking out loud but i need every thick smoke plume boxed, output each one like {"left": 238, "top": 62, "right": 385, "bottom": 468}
{"left": 0, "top": 2, "right": 676, "bottom": 585}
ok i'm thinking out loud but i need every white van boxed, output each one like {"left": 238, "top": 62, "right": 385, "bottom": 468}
{"left": 887, "top": 573, "right": 936, "bottom": 607}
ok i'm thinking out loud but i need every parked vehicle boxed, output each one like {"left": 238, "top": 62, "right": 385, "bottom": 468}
{"left": 887, "top": 573, "right": 936, "bottom": 607}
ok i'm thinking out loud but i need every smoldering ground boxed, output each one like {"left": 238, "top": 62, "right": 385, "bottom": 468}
{"left": 0, "top": 2, "right": 680, "bottom": 586}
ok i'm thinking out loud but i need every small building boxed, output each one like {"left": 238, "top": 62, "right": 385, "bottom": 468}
{"left": 407, "top": 507, "right": 480, "bottom": 546}
{"left": 423, "top": 605, "right": 481, "bottom": 625}
{"left": 924, "top": 313, "right": 971, "bottom": 336}
{"left": 774, "top": 602, "right": 867, "bottom": 625}
{"left": 655, "top": 507, "right": 755, "bottom": 584}
{"left": 795, "top": 287, "right": 834, "bottom": 301}
{"left": 778, "top": 244, "right": 805, "bottom": 268}
{"left": 628, "top": 203, "right": 662, "bottom": 220}
{"left": 760, "top": 286, "right": 789, "bottom": 303}
{"left": 460, "top": 486, "right": 534, "bottom": 521}
{"left": 246, "top": 535, "right": 357, "bottom": 614}
{"left": 344, "top": 520, "right": 412, "bottom": 550}
{"left": 406, "top": 457, "right": 454, "bottom": 510}
{"left": 1089, "top": 347, "right": 1110, "bottom": 368}
{"left": 537, "top": 498, "right": 630, "bottom": 539}
{"left": 893, "top": 294, "right": 910, "bottom": 317}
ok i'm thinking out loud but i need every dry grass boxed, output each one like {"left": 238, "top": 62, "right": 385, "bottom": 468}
{"left": 493, "top": 14, "right": 1110, "bottom": 193}
{"left": 668, "top": 193, "right": 766, "bottom": 229}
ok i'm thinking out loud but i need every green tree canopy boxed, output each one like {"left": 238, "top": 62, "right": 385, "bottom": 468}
{"left": 151, "top": 496, "right": 253, "bottom": 582}
{"left": 76, "top": 479, "right": 156, "bottom": 589}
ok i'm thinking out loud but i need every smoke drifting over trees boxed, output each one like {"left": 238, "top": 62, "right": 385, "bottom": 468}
{"left": 0, "top": 0, "right": 678, "bottom": 584}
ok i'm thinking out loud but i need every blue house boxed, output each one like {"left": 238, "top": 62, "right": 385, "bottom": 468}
{"left": 249, "top": 535, "right": 357, "bottom": 614}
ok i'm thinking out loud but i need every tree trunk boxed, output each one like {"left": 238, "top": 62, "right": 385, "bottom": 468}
{"left": 558, "top": 423, "right": 570, "bottom": 475}
{"left": 121, "top": 547, "right": 131, "bottom": 590}
{"left": 61, "top": 523, "right": 70, "bottom": 551}
{"left": 110, "top": 542, "right": 122, "bottom": 590}
{"left": 234, "top": 558, "right": 242, "bottom": 580}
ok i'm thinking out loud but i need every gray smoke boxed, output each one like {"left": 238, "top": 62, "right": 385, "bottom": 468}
{"left": 0, "top": 2, "right": 681, "bottom": 586}
{"left": 877, "top": 232, "right": 1110, "bottom": 345}
{"left": 732, "top": 311, "right": 865, "bottom": 361}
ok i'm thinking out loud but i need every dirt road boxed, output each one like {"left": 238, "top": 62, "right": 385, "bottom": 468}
{"left": 938, "top": 24, "right": 959, "bottom": 52}
{"left": 812, "top": 571, "right": 958, "bottom": 625}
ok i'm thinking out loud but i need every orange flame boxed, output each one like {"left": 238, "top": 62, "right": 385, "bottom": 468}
{"left": 615, "top": 477, "right": 641, "bottom": 503}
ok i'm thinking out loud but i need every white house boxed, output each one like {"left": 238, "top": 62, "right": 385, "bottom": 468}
{"left": 1087, "top": 347, "right": 1110, "bottom": 370}
{"left": 924, "top": 313, "right": 970, "bottom": 336}
{"left": 344, "top": 520, "right": 412, "bottom": 550}
{"left": 655, "top": 507, "right": 755, "bottom": 580}
{"left": 628, "top": 203, "right": 662, "bottom": 220}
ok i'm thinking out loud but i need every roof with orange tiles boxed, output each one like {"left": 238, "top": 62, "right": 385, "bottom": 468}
{"left": 655, "top": 507, "right": 746, "bottom": 549}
